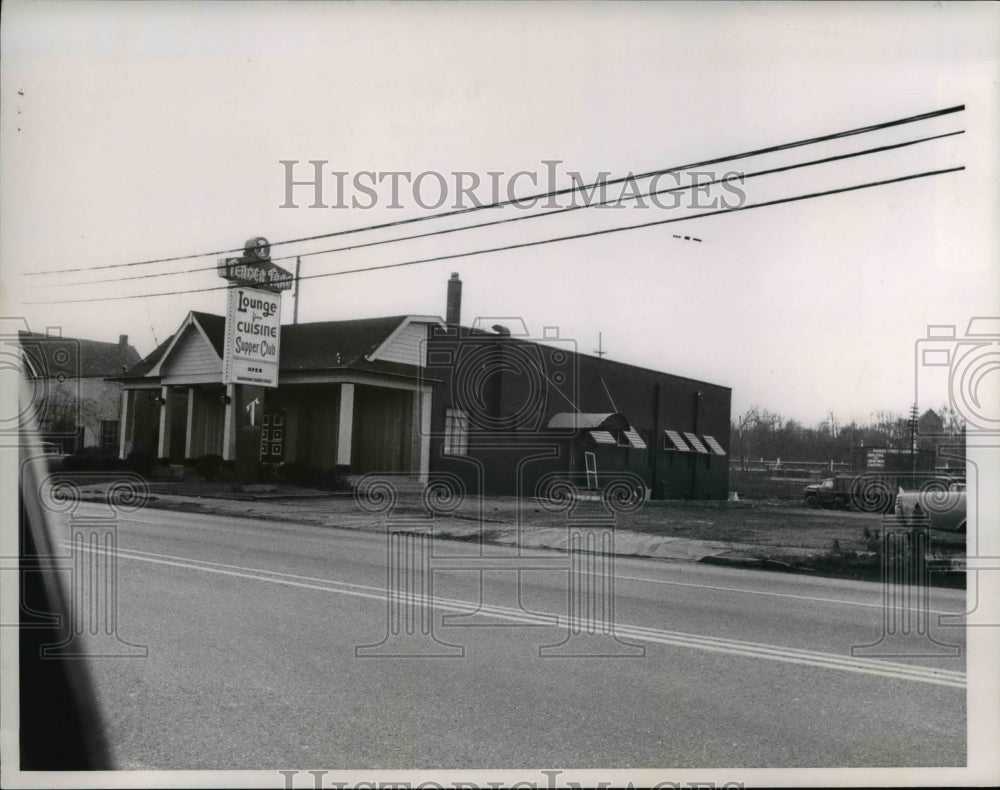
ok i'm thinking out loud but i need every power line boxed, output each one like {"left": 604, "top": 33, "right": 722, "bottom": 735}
{"left": 30, "top": 128, "right": 964, "bottom": 289}
{"left": 24, "top": 104, "right": 965, "bottom": 277}
{"left": 23, "top": 166, "right": 964, "bottom": 305}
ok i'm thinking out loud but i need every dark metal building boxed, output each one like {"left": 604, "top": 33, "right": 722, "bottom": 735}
{"left": 424, "top": 320, "right": 731, "bottom": 500}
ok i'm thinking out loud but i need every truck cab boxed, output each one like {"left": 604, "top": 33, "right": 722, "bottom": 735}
{"left": 803, "top": 477, "right": 849, "bottom": 509}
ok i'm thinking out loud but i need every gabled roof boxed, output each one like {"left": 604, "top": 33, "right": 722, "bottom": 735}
{"left": 190, "top": 312, "right": 226, "bottom": 356}
{"left": 18, "top": 331, "right": 141, "bottom": 379}
{"left": 116, "top": 336, "right": 173, "bottom": 380}
{"left": 280, "top": 315, "right": 413, "bottom": 370}
{"left": 118, "top": 313, "right": 440, "bottom": 381}
{"left": 367, "top": 315, "right": 445, "bottom": 362}
{"left": 147, "top": 312, "right": 224, "bottom": 377}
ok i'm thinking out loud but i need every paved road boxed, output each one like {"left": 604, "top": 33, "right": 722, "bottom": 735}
{"left": 54, "top": 502, "right": 966, "bottom": 770}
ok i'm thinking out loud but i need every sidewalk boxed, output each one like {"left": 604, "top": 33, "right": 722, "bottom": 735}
{"left": 69, "top": 479, "right": 826, "bottom": 569}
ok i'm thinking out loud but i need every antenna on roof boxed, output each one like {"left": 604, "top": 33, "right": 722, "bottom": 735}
{"left": 600, "top": 377, "right": 619, "bottom": 413}
{"left": 594, "top": 332, "right": 607, "bottom": 359}
{"left": 293, "top": 256, "right": 301, "bottom": 324}
{"left": 145, "top": 304, "right": 159, "bottom": 346}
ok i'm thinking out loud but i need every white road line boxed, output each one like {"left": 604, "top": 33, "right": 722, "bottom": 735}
{"left": 63, "top": 541, "right": 966, "bottom": 689}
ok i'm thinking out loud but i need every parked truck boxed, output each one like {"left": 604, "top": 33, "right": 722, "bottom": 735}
{"left": 803, "top": 472, "right": 960, "bottom": 513}
{"left": 803, "top": 476, "right": 853, "bottom": 509}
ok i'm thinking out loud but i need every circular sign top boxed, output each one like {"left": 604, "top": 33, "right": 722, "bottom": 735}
{"left": 244, "top": 236, "right": 270, "bottom": 261}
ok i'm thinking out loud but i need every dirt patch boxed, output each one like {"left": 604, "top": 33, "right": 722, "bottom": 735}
{"left": 619, "top": 502, "right": 882, "bottom": 552}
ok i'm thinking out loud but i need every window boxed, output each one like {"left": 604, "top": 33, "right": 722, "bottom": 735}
{"left": 100, "top": 420, "right": 119, "bottom": 452}
{"left": 443, "top": 409, "right": 469, "bottom": 456}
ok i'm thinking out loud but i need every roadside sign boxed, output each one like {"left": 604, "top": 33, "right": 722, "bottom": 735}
{"left": 223, "top": 286, "right": 281, "bottom": 387}
{"left": 217, "top": 257, "right": 294, "bottom": 292}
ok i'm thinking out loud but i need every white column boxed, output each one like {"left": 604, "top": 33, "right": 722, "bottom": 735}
{"left": 336, "top": 383, "right": 355, "bottom": 467}
{"left": 417, "top": 386, "right": 432, "bottom": 483}
{"left": 118, "top": 389, "right": 129, "bottom": 460}
{"left": 184, "top": 387, "right": 195, "bottom": 458}
{"left": 222, "top": 383, "right": 235, "bottom": 461}
{"left": 156, "top": 386, "right": 171, "bottom": 459}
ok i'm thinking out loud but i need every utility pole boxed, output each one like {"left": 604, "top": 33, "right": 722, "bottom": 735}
{"left": 594, "top": 332, "right": 607, "bottom": 359}
{"left": 293, "top": 256, "right": 301, "bottom": 324}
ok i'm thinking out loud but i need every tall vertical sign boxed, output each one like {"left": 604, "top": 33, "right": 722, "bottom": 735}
{"left": 218, "top": 236, "right": 291, "bottom": 388}
{"left": 217, "top": 236, "right": 292, "bottom": 482}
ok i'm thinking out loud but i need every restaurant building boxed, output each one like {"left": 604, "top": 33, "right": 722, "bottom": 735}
{"left": 114, "top": 275, "right": 731, "bottom": 499}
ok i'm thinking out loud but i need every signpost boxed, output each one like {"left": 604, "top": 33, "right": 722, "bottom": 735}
{"left": 217, "top": 236, "right": 288, "bottom": 482}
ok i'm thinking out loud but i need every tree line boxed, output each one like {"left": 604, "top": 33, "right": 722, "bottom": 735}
{"left": 730, "top": 405, "right": 966, "bottom": 469}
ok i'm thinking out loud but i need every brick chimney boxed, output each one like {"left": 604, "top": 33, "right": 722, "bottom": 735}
{"left": 118, "top": 334, "right": 128, "bottom": 348}
{"left": 446, "top": 272, "right": 462, "bottom": 326}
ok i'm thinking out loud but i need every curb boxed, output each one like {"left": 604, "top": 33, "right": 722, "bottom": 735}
{"left": 71, "top": 491, "right": 965, "bottom": 587}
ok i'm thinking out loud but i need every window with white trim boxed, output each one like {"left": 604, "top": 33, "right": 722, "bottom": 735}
{"left": 443, "top": 409, "right": 469, "bottom": 456}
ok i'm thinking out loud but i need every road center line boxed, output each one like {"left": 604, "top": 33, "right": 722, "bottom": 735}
{"left": 64, "top": 541, "right": 966, "bottom": 689}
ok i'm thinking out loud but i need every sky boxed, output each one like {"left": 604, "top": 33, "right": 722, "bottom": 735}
{"left": 2, "top": 1, "right": 998, "bottom": 428}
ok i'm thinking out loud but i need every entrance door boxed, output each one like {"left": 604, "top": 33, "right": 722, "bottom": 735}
{"left": 352, "top": 386, "right": 414, "bottom": 473}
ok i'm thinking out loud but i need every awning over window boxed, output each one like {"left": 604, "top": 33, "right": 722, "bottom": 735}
{"left": 589, "top": 430, "right": 616, "bottom": 445}
{"left": 623, "top": 428, "right": 647, "bottom": 449}
{"left": 663, "top": 430, "right": 690, "bottom": 451}
{"left": 683, "top": 432, "right": 709, "bottom": 453}
{"left": 702, "top": 435, "right": 727, "bottom": 456}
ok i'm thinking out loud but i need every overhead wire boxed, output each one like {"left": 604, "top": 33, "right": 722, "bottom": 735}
{"left": 23, "top": 104, "right": 965, "bottom": 277}
{"left": 27, "top": 128, "right": 965, "bottom": 290}
{"left": 23, "top": 165, "right": 964, "bottom": 305}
